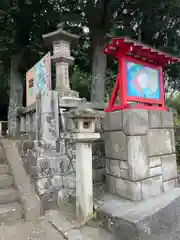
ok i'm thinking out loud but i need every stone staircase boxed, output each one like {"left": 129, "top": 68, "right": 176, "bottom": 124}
{"left": 0, "top": 145, "right": 23, "bottom": 224}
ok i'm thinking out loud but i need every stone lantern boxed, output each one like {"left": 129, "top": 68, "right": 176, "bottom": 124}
{"left": 42, "top": 25, "right": 79, "bottom": 98}
{"left": 68, "top": 107, "right": 102, "bottom": 222}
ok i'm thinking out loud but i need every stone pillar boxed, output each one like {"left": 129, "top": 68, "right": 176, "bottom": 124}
{"left": 35, "top": 93, "right": 41, "bottom": 143}
{"left": 69, "top": 108, "right": 101, "bottom": 222}
{"left": 32, "top": 112, "right": 36, "bottom": 133}
{"left": 43, "top": 26, "right": 79, "bottom": 98}
{"left": 41, "top": 91, "right": 59, "bottom": 149}
{"left": 103, "top": 109, "right": 178, "bottom": 201}
{"left": 20, "top": 115, "right": 26, "bottom": 133}
{"left": 26, "top": 114, "right": 32, "bottom": 133}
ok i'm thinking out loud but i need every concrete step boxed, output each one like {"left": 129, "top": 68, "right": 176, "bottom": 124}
{"left": 0, "top": 174, "right": 13, "bottom": 189}
{"left": 0, "top": 147, "right": 7, "bottom": 163}
{"left": 0, "top": 155, "right": 7, "bottom": 163}
{"left": 0, "top": 202, "right": 23, "bottom": 224}
{"left": 0, "top": 188, "right": 20, "bottom": 204}
{"left": 0, "top": 164, "right": 10, "bottom": 174}
{"left": 0, "top": 219, "right": 66, "bottom": 240}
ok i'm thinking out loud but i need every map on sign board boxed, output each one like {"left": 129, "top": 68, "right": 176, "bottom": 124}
{"left": 126, "top": 61, "right": 160, "bottom": 100}
{"left": 26, "top": 52, "right": 51, "bottom": 106}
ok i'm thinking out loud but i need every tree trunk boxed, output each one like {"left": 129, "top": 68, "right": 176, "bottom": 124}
{"left": 8, "top": 50, "right": 24, "bottom": 136}
{"left": 90, "top": 31, "right": 107, "bottom": 103}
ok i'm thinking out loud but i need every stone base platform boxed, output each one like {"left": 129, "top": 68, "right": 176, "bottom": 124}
{"left": 97, "top": 188, "right": 180, "bottom": 240}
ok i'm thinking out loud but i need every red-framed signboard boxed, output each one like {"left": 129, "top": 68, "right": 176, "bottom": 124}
{"left": 104, "top": 37, "right": 180, "bottom": 112}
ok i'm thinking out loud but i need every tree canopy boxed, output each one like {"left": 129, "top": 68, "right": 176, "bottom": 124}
{"left": 1, "top": 0, "right": 180, "bottom": 122}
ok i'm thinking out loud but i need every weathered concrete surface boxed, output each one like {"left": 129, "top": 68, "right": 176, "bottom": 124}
{"left": 0, "top": 202, "right": 23, "bottom": 224}
{"left": 104, "top": 131, "right": 127, "bottom": 160}
{"left": 127, "top": 135, "right": 148, "bottom": 181}
{"left": 161, "top": 154, "right": 177, "bottom": 181}
{"left": 46, "top": 202, "right": 116, "bottom": 240}
{"left": 103, "top": 111, "right": 122, "bottom": 132}
{"left": 98, "top": 188, "right": 180, "bottom": 240}
{"left": 147, "top": 129, "right": 173, "bottom": 156}
{"left": 141, "top": 176, "right": 163, "bottom": 199}
{"left": 0, "top": 218, "right": 65, "bottom": 240}
{"left": 148, "top": 111, "right": 161, "bottom": 129}
{"left": 122, "top": 109, "right": 149, "bottom": 135}
{"left": 0, "top": 187, "right": 19, "bottom": 204}
{"left": 1, "top": 139, "right": 42, "bottom": 221}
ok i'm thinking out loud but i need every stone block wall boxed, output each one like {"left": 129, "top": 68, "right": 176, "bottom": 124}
{"left": 17, "top": 101, "right": 106, "bottom": 210}
{"left": 92, "top": 117, "right": 106, "bottom": 184}
{"left": 92, "top": 140, "right": 105, "bottom": 183}
{"left": 103, "top": 109, "right": 178, "bottom": 201}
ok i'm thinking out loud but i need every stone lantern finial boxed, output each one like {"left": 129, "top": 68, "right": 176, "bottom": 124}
{"left": 57, "top": 22, "right": 65, "bottom": 29}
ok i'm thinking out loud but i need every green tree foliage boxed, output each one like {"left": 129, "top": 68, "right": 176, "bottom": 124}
{"left": 71, "top": 66, "right": 91, "bottom": 100}
{"left": 166, "top": 93, "right": 180, "bottom": 165}
{"left": 0, "top": 0, "right": 61, "bottom": 72}
{"left": 59, "top": 0, "right": 180, "bottom": 102}
{"left": 0, "top": 0, "right": 61, "bottom": 133}
{"left": 0, "top": 0, "right": 10, "bottom": 12}
{"left": 1, "top": 0, "right": 180, "bottom": 123}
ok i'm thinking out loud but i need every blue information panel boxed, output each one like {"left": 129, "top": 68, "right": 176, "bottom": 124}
{"left": 126, "top": 61, "right": 160, "bottom": 100}
{"left": 26, "top": 52, "right": 51, "bottom": 106}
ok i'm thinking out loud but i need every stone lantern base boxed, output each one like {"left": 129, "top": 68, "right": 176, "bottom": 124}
{"left": 57, "top": 89, "right": 79, "bottom": 99}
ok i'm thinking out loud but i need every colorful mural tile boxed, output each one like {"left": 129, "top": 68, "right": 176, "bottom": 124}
{"left": 126, "top": 61, "right": 160, "bottom": 100}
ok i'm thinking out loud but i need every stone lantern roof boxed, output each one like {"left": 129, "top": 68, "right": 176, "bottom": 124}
{"left": 42, "top": 26, "right": 79, "bottom": 49}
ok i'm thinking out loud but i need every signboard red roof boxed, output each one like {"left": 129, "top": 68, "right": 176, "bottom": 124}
{"left": 104, "top": 37, "right": 180, "bottom": 65}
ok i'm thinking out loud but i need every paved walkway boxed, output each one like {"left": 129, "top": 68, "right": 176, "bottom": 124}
{"left": 0, "top": 217, "right": 65, "bottom": 240}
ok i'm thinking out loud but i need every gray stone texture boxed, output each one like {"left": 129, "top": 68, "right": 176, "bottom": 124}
{"left": 17, "top": 99, "right": 106, "bottom": 210}
{"left": 115, "top": 178, "right": 142, "bottom": 201}
{"left": 103, "top": 111, "right": 122, "bottom": 132}
{"left": 41, "top": 91, "right": 60, "bottom": 149}
{"left": 104, "top": 131, "right": 127, "bottom": 160}
{"left": 148, "top": 156, "right": 161, "bottom": 168}
{"left": 141, "top": 176, "right": 163, "bottom": 199}
{"left": 103, "top": 109, "right": 178, "bottom": 201}
{"left": 161, "top": 154, "right": 177, "bottom": 181}
{"left": 163, "top": 179, "right": 178, "bottom": 192}
{"left": 1, "top": 139, "right": 41, "bottom": 221}
{"left": 106, "top": 175, "right": 115, "bottom": 194}
{"left": 98, "top": 188, "right": 180, "bottom": 240}
{"left": 122, "top": 109, "right": 149, "bottom": 135}
{"left": 170, "top": 128, "right": 176, "bottom": 153}
{"left": 161, "top": 111, "right": 174, "bottom": 128}
{"left": 149, "top": 166, "right": 162, "bottom": 177}
{"left": 108, "top": 159, "right": 121, "bottom": 178}
{"left": 148, "top": 110, "right": 161, "bottom": 129}
{"left": 127, "top": 135, "right": 148, "bottom": 181}
{"left": 20, "top": 116, "right": 26, "bottom": 133}
{"left": 147, "top": 129, "right": 172, "bottom": 156}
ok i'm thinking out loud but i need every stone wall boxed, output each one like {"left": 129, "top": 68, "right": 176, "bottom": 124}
{"left": 17, "top": 100, "right": 106, "bottom": 209}
{"left": 92, "top": 118, "right": 106, "bottom": 184}
{"left": 103, "top": 109, "right": 178, "bottom": 201}
{"left": 18, "top": 104, "right": 36, "bottom": 137}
